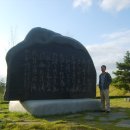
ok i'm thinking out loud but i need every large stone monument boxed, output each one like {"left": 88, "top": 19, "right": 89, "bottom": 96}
{"left": 4, "top": 27, "right": 101, "bottom": 116}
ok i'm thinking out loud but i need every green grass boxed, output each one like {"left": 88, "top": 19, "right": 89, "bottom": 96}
{"left": 0, "top": 104, "right": 100, "bottom": 130}
{"left": 96, "top": 85, "right": 130, "bottom": 97}
{"left": 0, "top": 86, "right": 130, "bottom": 130}
{"left": 111, "top": 98, "right": 130, "bottom": 108}
{"left": 0, "top": 98, "right": 130, "bottom": 130}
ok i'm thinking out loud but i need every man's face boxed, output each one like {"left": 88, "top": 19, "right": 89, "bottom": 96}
{"left": 101, "top": 66, "right": 106, "bottom": 72}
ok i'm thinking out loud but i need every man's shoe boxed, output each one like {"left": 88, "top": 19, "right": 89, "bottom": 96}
{"left": 106, "top": 110, "right": 110, "bottom": 113}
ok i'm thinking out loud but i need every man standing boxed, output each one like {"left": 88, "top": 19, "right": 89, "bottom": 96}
{"left": 99, "top": 65, "right": 112, "bottom": 113}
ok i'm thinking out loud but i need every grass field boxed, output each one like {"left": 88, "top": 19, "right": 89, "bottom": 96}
{"left": 96, "top": 85, "right": 130, "bottom": 97}
{"left": 0, "top": 99, "right": 130, "bottom": 130}
{"left": 0, "top": 86, "right": 130, "bottom": 130}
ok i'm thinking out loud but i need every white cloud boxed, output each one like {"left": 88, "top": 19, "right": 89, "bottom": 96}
{"left": 101, "top": 30, "right": 130, "bottom": 41}
{"left": 73, "top": 0, "right": 93, "bottom": 10}
{"left": 85, "top": 30, "right": 130, "bottom": 80}
{"left": 73, "top": 0, "right": 130, "bottom": 12}
{"left": 100, "top": 0, "right": 130, "bottom": 12}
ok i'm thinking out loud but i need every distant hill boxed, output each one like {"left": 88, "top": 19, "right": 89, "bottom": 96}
{"left": 96, "top": 85, "right": 130, "bottom": 97}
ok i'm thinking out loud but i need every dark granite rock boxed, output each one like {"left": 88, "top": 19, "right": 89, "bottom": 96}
{"left": 4, "top": 27, "right": 96, "bottom": 101}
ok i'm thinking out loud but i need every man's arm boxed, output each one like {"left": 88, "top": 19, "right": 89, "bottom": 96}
{"left": 107, "top": 73, "right": 112, "bottom": 84}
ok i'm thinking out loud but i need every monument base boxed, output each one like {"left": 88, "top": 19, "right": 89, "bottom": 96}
{"left": 9, "top": 99, "right": 101, "bottom": 117}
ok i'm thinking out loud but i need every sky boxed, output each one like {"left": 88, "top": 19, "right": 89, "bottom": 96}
{"left": 0, "top": 0, "right": 130, "bottom": 82}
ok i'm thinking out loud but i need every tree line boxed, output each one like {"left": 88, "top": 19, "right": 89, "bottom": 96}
{"left": 112, "top": 51, "right": 130, "bottom": 92}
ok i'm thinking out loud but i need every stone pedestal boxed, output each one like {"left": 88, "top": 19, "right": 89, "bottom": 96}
{"left": 9, "top": 98, "right": 101, "bottom": 117}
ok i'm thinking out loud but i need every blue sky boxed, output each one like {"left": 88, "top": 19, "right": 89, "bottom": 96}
{"left": 0, "top": 0, "right": 130, "bottom": 80}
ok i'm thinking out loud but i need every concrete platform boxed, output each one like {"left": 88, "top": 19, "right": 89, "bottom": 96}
{"left": 9, "top": 98, "right": 101, "bottom": 117}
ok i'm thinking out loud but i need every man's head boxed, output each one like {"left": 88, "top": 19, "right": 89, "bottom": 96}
{"left": 101, "top": 65, "right": 106, "bottom": 73}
